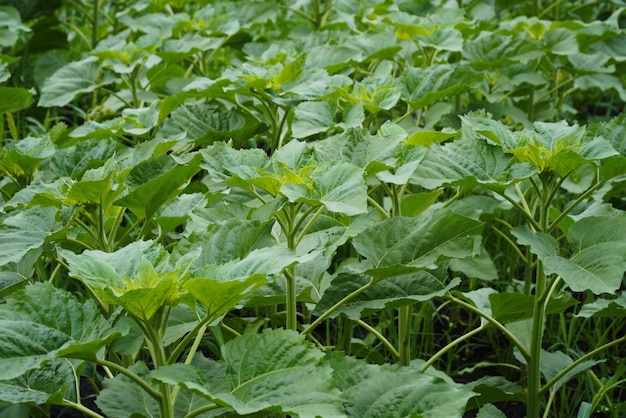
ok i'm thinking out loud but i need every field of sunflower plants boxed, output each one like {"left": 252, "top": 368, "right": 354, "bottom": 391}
{"left": 1, "top": 0, "right": 626, "bottom": 417}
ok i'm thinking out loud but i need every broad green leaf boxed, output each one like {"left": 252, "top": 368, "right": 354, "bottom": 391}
{"left": 412, "top": 137, "right": 538, "bottom": 190}
{"left": 539, "top": 350, "right": 602, "bottom": 393}
{"left": 449, "top": 248, "right": 498, "bottom": 281}
{"left": 418, "top": 27, "right": 464, "bottom": 52}
{"left": 397, "top": 64, "right": 481, "bottom": 109}
{"left": 115, "top": 153, "right": 201, "bottom": 219}
{"left": 96, "top": 362, "right": 160, "bottom": 418}
{"left": 200, "top": 141, "right": 270, "bottom": 182}
{"left": 154, "top": 329, "right": 346, "bottom": 417}
{"left": 575, "top": 73, "right": 626, "bottom": 102}
{"left": 0, "top": 6, "right": 29, "bottom": 48}
{"left": 462, "top": 32, "right": 543, "bottom": 69}
{"left": 158, "top": 103, "right": 265, "bottom": 146}
{"left": 507, "top": 121, "right": 618, "bottom": 177}
{"left": 489, "top": 291, "right": 577, "bottom": 323}
{"left": 184, "top": 274, "right": 268, "bottom": 322}
{"left": 313, "top": 272, "right": 460, "bottom": 320}
{"left": 328, "top": 353, "right": 474, "bottom": 418}
{"left": 0, "top": 321, "right": 69, "bottom": 381}
{"left": 0, "top": 283, "right": 117, "bottom": 379}
{"left": 60, "top": 240, "right": 170, "bottom": 290}
{"left": 511, "top": 225, "right": 559, "bottom": 259}
{"left": 542, "top": 216, "right": 626, "bottom": 294}
{"left": 0, "top": 207, "right": 60, "bottom": 267}
{"left": 406, "top": 129, "right": 459, "bottom": 146}
{"left": 576, "top": 293, "right": 626, "bottom": 318}
{"left": 0, "top": 87, "right": 34, "bottom": 114}
{"left": 544, "top": 28, "right": 579, "bottom": 55}
{"left": 352, "top": 208, "right": 483, "bottom": 269}
{"left": 122, "top": 101, "right": 160, "bottom": 135}
{"left": 292, "top": 100, "right": 336, "bottom": 139}
{"left": 0, "top": 271, "right": 27, "bottom": 298}
{"left": 219, "top": 329, "right": 345, "bottom": 416}
{"left": 0, "top": 128, "right": 59, "bottom": 181}
{"left": 50, "top": 138, "right": 119, "bottom": 179}
{"left": 155, "top": 192, "right": 206, "bottom": 233}
{"left": 476, "top": 404, "right": 507, "bottom": 418}
{"left": 306, "top": 44, "right": 363, "bottom": 73}
{"left": 0, "top": 361, "right": 75, "bottom": 405}
{"left": 99, "top": 259, "right": 180, "bottom": 321}
{"left": 280, "top": 161, "right": 368, "bottom": 216}
{"left": 66, "top": 158, "right": 120, "bottom": 205}
{"left": 38, "top": 56, "right": 113, "bottom": 107}
{"left": 175, "top": 218, "right": 274, "bottom": 267}
{"left": 313, "top": 128, "right": 403, "bottom": 174}
{"left": 193, "top": 247, "right": 301, "bottom": 282}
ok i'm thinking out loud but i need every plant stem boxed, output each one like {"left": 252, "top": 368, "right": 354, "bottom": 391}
{"left": 421, "top": 323, "right": 487, "bottom": 372}
{"left": 443, "top": 294, "right": 530, "bottom": 360}
{"left": 95, "top": 359, "right": 162, "bottom": 400}
{"left": 92, "top": 0, "right": 100, "bottom": 47}
{"left": 59, "top": 400, "right": 106, "bottom": 418}
{"left": 302, "top": 277, "right": 375, "bottom": 335}
{"left": 285, "top": 204, "right": 298, "bottom": 330}
{"left": 355, "top": 319, "right": 400, "bottom": 359}
{"left": 398, "top": 304, "right": 412, "bottom": 366}
{"left": 539, "top": 334, "right": 626, "bottom": 396}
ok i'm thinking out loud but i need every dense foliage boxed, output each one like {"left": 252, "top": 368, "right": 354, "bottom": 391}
{"left": 1, "top": 0, "right": 626, "bottom": 417}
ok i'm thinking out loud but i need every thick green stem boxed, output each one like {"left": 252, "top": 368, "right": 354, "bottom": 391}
{"left": 398, "top": 304, "right": 412, "bottom": 366}
{"left": 527, "top": 277, "right": 547, "bottom": 418}
{"left": 92, "top": 0, "right": 100, "bottom": 47}
{"left": 285, "top": 204, "right": 298, "bottom": 330}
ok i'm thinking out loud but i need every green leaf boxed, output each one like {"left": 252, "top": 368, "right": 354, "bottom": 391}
{"left": 511, "top": 225, "right": 559, "bottom": 259}
{"left": 412, "top": 137, "right": 538, "bottom": 190}
{"left": 0, "top": 361, "right": 75, "bottom": 405}
{"left": 543, "top": 216, "right": 626, "bottom": 294}
{"left": 398, "top": 64, "right": 481, "bottom": 109}
{"left": 292, "top": 100, "right": 337, "bottom": 139}
{"left": 0, "top": 6, "right": 29, "bottom": 48}
{"left": 328, "top": 353, "right": 474, "bottom": 418}
{"left": 50, "top": 138, "right": 119, "bottom": 179}
{"left": 313, "top": 128, "right": 403, "bottom": 173}
{"left": 576, "top": 293, "right": 626, "bottom": 318}
{"left": 154, "top": 329, "right": 346, "bottom": 417}
{"left": 96, "top": 362, "right": 160, "bottom": 418}
{"left": 184, "top": 274, "right": 268, "bottom": 322}
{"left": 115, "top": 153, "right": 201, "bottom": 219}
{"left": 0, "top": 207, "right": 60, "bottom": 267}
{"left": 38, "top": 56, "right": 113, "bottom": 107}
{"left": 0, "top": 87, "right": 34, "bottom": 114}
{"left": 352, "top": 208, "right": 483, "bottom": 269}
{"left": 158, "top": 103, "right": 265, "bottom": 146}
{"left": 280, "top": 161, "right": 368, "bottom": 216}
{"left": 0, "top": 283, "right": 117, "bottom": 379}
{"left": 489, "top": 291, "right": 577, "bottom": 323}
{"left": 544, "top": 28, "right": 579, "bottom": 55}
{"left": 60, "top": 240, "right": 170, "bottom": 290}
{"left": 200, "top": 141, "right": 270, "bottom": 181}
{"left": 313, "top": 272, "right": 460, "bottom": 320}
{"left": 193, "top": 246, "right": 301, "bottom": 282}
{"left": 476, "top": 404, "right": 507, "bottom": 418}
{"left": 175, "top": 218, "right": 274, "bottom": 266}
{"left": 539, "top": 350, "right": 602, "bottom": 393}
{"left": 507, "top": 121, "right": 617, "bottom": 177}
